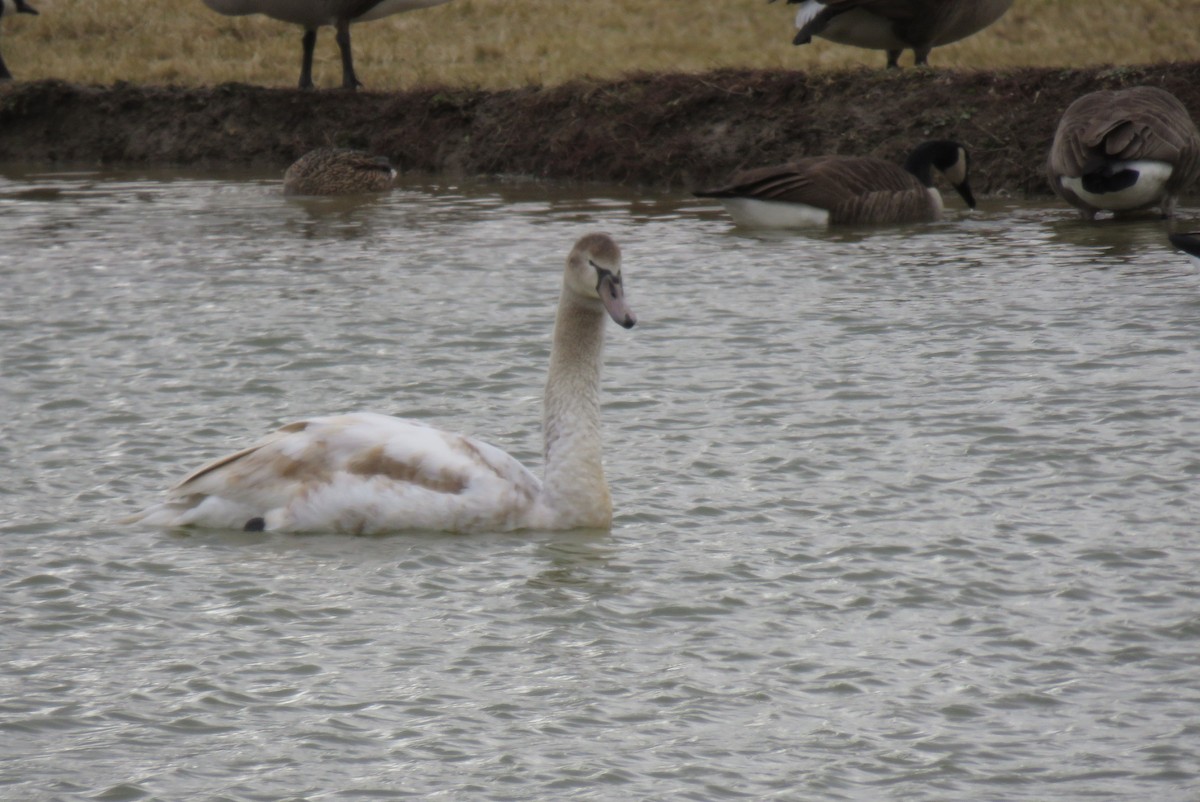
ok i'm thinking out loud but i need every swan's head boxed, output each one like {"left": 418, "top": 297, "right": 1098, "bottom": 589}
{"left": 565, "top": 233, "right": 637, "bottom": 329}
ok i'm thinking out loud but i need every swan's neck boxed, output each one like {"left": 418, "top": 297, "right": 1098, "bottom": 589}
{"left": 539, "top": 293, "right": 612, "bottom": 528}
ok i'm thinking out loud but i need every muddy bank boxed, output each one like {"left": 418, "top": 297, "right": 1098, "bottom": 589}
{"left": 2, "top": 63, "right": 1199, "bottom": 195}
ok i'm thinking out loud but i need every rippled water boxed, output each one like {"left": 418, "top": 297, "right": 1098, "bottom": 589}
{"left": 2, "top": 165, "right": 1199, "bottom": 801}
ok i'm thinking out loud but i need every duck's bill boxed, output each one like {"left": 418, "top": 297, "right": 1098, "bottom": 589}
{"left": 600, "top": 274, "right": 636, "bottom": 329}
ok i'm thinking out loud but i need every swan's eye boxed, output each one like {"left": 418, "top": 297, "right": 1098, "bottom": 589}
{"left": 592, "top": 263, "right": 620, "bottom": 293}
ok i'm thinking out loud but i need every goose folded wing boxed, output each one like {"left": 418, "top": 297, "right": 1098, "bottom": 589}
{"left": 698, "top": 157, "right": 912, "bottom": 206}
{"left": 1052, "top": 92, "right": 1200, "bottom": 177}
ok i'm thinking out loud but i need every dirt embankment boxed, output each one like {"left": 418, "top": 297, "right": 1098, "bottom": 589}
{"left": 2, "top": 63, "right": 1199, "bottom": 195}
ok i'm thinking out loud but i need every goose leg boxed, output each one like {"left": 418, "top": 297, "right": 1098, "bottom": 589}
{"left": 299, "top": 28, "right": 317, "bottom": 89}
{"left": 913, "top": 47, "right": 932, "bottom": 67}
{"left": 1, "top": 0, "right": 37, "bottom": 82}
{"left": 334, "top": 19, "right": 361, "bottom": 90}
{"left": 886, "top": 49, "right": 902, "bottom": 68}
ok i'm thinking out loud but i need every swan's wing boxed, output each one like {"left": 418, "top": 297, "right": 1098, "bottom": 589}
{"left": 138, "top": 412, "right": 541, "bottom": 533}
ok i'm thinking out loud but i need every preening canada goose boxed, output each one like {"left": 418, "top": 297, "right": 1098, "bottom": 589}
{"left": 130, "top": 233, "right": 637, "bottom": 534}
{"left": 771, "top": 0, "right": 1013, "bottom": 68}
{"left": 1168, "top": 232, "right": 1200, "bottom": 266}
{"left": 694, "top": 140, "right": 976, "bottom": 227}
{"left": 201, "top": 0, "right": 453, "bottom": 90}
{"left": 0, "top": 0, "right": 38, "bottom": 81}
{"left": 283, "top": 148, "right": 397, "bottom": 195}
{"left": 1046, "top": 86, "right": 1200, "bottom": 220}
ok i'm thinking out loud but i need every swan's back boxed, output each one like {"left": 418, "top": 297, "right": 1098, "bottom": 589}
{"left": 139, "top": 413, "right": 541, "bottom": 534}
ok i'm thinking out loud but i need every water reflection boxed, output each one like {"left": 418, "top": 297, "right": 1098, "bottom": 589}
{"left": 283, "top": 193, "right": 399, "bottom": 241}
{"left": 1045, "top": 213, "right": 1178, "bottom": 259}
{"left": 527, "top": 534, "right": 623, "bottom": 596}
{"left": 2, "top": 167, "right": 1200, "bottom": 802}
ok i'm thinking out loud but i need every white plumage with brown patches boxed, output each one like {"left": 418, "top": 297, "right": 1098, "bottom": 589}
{"left": 132, "top": 233, "right": 636, "bottom": 534}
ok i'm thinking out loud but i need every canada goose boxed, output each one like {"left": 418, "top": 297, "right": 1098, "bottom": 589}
{"left": 0, "top": 0, "right": 38, "bottom": 81}
{"left": 283, "top": 148, "right": 397, "bottom": 195}
{"left": 130, "top": 233, "right": 637, "bottom": 534}
{"left": 694, "top": 140, "right": 976, "bottom": 227}
{"left": 1168, "top": 232, "right": 1200, "bottom": 266}
{"left": 770, "top": 0, "right": 1013, "bottom": 68}
{"left": 1046, "top": 86, "right": 1200, "bottom": 220}
{"left": 201, "top": 0, "right": 453, "bottom": 90}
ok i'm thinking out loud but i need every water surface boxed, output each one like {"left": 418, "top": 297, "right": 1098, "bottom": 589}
{"left": 2, "top": 166, "right": 1199, "bottom": 801}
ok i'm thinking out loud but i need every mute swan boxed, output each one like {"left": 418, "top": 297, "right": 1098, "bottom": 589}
{"left": 132, "top": 233, "right": 637, "bottom": 534}
{"left": 201, "top": 0, "right": 453, "bottom": 90}
{"left": 0, "top": 0, "right": 37, "bottom": 81}
{"left": 283, "top": 148, "right": 397, "bottom": 195}
{"left": 1046, "top": 86, "right": 1200, "bottom": 220}
{"left": 694, "top": 140, "right": 975, "bottom": 227}
{"left": 771, "top": 0, "right": 1013, "bottom": 68}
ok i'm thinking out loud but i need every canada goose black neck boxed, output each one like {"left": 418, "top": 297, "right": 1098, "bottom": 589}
{"left": 904, "top": 140, "right": 976, "bottom": 209}
{"left": 903, "top": 141, "right": 958, "bottom": 186}
{"left": 1169, "top": 232, "right": 1200, "bottom": 259}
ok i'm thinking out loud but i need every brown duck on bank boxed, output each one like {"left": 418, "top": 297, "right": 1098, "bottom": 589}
{"left": 770, "top": 0, "right": 1013, "bottom": 68}
{"left": 0, "top": 0, "right": 38, "bottom": 81}
{"left": 201, "top": 0, "right": 452, "bottom": 90}
{"left": 694, "top": 140, "right": 975, "bottom": 228}
{"left": 283, "top": 149, "right": 397, "bottom": 196}
{"left": 1046, "top": 86, "right": 1200, "bottom": 220}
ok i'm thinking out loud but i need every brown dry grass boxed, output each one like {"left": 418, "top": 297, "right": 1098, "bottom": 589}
{"left": 2, "top": 0, "right": 1197, "bottom": 90}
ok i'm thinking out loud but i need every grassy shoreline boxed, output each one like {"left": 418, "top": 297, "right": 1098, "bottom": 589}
{"left": 3, "top": 0, "right": 1197, "bottom": 91}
